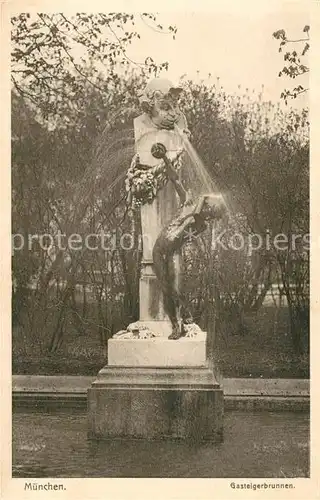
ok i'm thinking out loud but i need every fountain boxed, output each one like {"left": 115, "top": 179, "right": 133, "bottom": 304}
{"left": 88, "top": 78, "right": 226, "bottom": 441}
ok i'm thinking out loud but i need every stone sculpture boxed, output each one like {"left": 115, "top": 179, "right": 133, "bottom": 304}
{"left": 114, "top": 77, "right": 226, "bottom": 340}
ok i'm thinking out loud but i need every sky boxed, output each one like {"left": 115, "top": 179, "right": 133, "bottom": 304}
{"left": 124, "top": 2, "right": 310, "bottom": 109}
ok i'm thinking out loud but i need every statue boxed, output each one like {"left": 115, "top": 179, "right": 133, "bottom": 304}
{"left": 137, "top": 76, "right": 190, "bottom": 133}
{"left": 151, "top": 143, "right": 226, "bottom": 339}
{"left": 89, "top": 79, "right": 226, "bottom": 441}
{"left": 114, "top": 77, "right": 227, "bottom": 340}
{"left": 125, "top": 77, "right": 190, "bottom": 210}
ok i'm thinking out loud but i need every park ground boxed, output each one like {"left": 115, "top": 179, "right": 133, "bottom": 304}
{"left": 12, "top": 305, "right": 309, "bottom": 379}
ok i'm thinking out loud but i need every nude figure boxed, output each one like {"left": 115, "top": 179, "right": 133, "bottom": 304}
{"left": 151, "top": 143, "right": 227, "bottom": 339}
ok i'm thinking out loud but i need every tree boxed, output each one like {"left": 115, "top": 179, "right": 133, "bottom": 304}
{"left": 11, "top": 12, "right": 177, "bottom": 353}
{"left": 11, "top": 13, "right": 176, "bottom": 122}
{"left": 179, "top": 78, "right": 309, "bottom": 353}
{"left": 11, "top": 77, "right": 143, "bottom": 353}
{"left": 273, "top": 25, "right": 309, "bottom": 104}
{"left": 12, "top": 66, "right": 309, "bottom": 357}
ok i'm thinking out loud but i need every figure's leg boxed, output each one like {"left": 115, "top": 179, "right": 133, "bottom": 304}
{"left": 159, "top": 248, "right": 194, "bottom": 339}
{"left": 169, "top": 253, "right": 194, "bottom": 326}
{"left": 153, "top": 243, "right": 181, "bottom": 338}
{"left": 165, "top": 254, "right": 183, "bottom": 339}
{"left": 163, "top": 291, "right": 181, "bottom": 339}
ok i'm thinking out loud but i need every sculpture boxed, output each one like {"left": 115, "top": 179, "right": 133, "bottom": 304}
{"left": 151, "top": 143, "right": 227, "bottom": 339}
{"left": 115, "top": 77, "right": 227, "bottom": 340}
{"left": 125, "top": 78, "right": 189, "bottom": 209}
{"left": 138, "top": 77, "right": 189, "bottom": 132}
{"left": 90, "top": 79, "right": 225, "bottom": 442}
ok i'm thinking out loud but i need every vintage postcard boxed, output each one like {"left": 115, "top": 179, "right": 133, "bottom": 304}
{"left": 1, "top": 0, "right": 319, "bottom": 499}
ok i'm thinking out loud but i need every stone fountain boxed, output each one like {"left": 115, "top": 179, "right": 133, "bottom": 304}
{"left": 88, "top": 78, "right": 225, "bottom": 441}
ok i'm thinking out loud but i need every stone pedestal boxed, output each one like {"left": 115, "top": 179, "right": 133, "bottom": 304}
{"left": 88, "top": 366, "right": 223, "bottom": 441}
{"left": 88, "top": 332, "right": 224, "bottom": 442}
{"left": 87, "top": 107, "right": 224, "bottom": 442}
{"left": 108, "top": 332, "right": 206, "bottom": 367}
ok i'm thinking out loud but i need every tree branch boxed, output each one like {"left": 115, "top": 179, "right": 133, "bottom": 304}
{"left": 286, "top": 37, "right": 309, "bottom": 43}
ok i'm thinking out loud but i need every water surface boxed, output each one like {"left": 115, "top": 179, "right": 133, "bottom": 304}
{"left": 12, "top": 410, "right": 309, "bottom": 478}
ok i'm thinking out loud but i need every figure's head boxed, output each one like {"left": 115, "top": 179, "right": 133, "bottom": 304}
{"left": 139, "top": 78, "right": 183, "bottom": 130}
{"left": 194, "top": 194, "right": 228, "bottom": 221}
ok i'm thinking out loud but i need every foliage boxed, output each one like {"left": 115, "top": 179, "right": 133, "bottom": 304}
{"left": 273, "top": 25, "right": 309, "bottom": 103}
{"left": 11, "top": 12, "right": 176, "bottom": 123}
{"left": 11, "top": 16, "right": 309, "bottom": 358}
{"left": 125, "top": 150, "right": 184, "bottom": 208}
{"left": 178, "top": 78, "right": 309, "bottom": 351}
{"left": 12, "top": 79, "right": 142, "bottom": 354}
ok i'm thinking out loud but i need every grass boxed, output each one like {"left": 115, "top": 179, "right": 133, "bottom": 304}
{"left": 213, "top": 307, "right": 309, "bottom": 378}
{"left": 12, "top": 305, "right": 309, "bottom": 378}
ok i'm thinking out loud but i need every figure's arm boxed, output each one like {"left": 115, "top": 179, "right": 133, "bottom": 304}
{"left": 150, "top": 142, "right": 188, "bottom": 205}
{"left": 163, "top": 156, "right": 187, "bottom": 205}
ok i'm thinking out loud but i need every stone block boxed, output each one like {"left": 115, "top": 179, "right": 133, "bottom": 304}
{"left": 108, "top": 332, "right": 207, "bottom": 367}
{"left": 88, "top": 366, "right": 223, "bottom": 441}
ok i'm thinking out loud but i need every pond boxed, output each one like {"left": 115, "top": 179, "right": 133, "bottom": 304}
{"left": 12, "top": 409, "right": 309, "bottom": 478}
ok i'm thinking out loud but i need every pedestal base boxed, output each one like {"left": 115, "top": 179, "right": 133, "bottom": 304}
{"left": 108, "top": 332, "right": 206, "bottom": 367}
{"left": 88, "top": 367, "right": 223, "bottom": 441}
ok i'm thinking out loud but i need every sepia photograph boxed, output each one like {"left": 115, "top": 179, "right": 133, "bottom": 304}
{"left": 3, "top": 0, "right": 315, "bottom": 494}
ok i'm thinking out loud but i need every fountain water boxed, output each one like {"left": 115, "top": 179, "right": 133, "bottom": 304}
{"left": 174, "top": 123, "right": 218, "bottom": 193}
{"left": 174, "top": 123, "right": 232, "bottom": 216}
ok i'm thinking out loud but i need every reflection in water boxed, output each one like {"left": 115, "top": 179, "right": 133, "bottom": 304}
{"left": 12, "top": 410, "right": 309, "bottom": 478}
